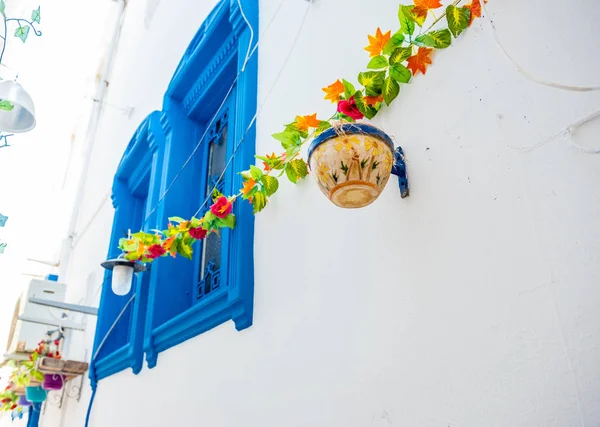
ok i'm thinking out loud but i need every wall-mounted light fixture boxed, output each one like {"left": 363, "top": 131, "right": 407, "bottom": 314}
{"left": 100, "top": 257, "right": 146, "bottom": 296}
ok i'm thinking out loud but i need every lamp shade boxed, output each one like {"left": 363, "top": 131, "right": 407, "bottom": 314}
{"left": 101, "top": 258, "right": 146, "bottom": 296}
{"left": 0, "top": 80, "right": 36, "bottom": 133}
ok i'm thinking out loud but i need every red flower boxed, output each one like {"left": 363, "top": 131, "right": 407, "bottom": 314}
{"left": 337, "top": 97, "right": 364, "bottom": 120}
{"left": 147, "top": 244, "right": 166, "bottom": 259}
{"left": 189, "top": 227, "right": 207, "bottom": 240}
{"left": 11, "top": 404, "right": 17, "bottom": 410}
{"left": 210, "top": 196, "right": 233, "bottom": 219}
{"left": 48, "top": 352, "right": 53, "bottom": 358}
{"left": 1, "top": 398, "right": 10, "bottom": 403}
{"left": 54, "top": 340, "right": 60, "bottom": 345}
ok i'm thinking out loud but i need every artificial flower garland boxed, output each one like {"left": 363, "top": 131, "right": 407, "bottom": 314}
{"left": 120, "top": 0, "right": 486, "bottom": 263}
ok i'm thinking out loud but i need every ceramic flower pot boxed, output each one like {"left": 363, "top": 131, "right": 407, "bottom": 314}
{"left": 17, "top": 395, "right": 31, "bottom": 407}
{"left": 25, "top": 386, "right": 46, "bottom": 403}
{"left": 308, "top": 123, "right": 396, "bottom": 208}
{"left": 42, "top": 373, "right": 64, "bottom": 391}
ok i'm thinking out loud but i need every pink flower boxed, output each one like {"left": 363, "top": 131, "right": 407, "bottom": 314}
{"left": 210, "top": 196, "right": 233, "bottom": 219}
{"left": 189, "top": 227, "right": 207, "bottom": 240}
{"left": 337, "top": 97, "right": 364, "bottom": 120}
{"left": 147, "top": 244, "right": 166, "bottom": 259}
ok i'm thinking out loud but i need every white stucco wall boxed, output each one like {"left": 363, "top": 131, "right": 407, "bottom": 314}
{"left": 41, "top": 0, "right": 600, "bottom": 426}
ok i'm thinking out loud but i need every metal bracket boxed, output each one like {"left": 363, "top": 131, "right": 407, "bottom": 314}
{"left": 390, "top": 146, "right": 409, "bottom": 198}
{"left": 29, "top": 297, "right": 98, "bottom": 316}
{"left": 17, "top": 315, "right": 85, "bottom": 331}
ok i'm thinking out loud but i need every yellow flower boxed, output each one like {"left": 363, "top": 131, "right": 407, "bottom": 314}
{"left": 384, "top": 152, "right": 393, "bottom": 172}
{"left": 364, "top": 138, "right": 383, "bottom": 156}
{"left": 314, "top": 145, "right": 326, "bottom": 160}
{"left": 317, "top": 163, "right": 330, "bottom": 184}
{"left": 334, "top": 136, "right": 360, "bottom": 152}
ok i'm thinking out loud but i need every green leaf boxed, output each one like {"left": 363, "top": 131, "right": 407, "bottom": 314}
{"left": 342, "top": 79, "right": 355, "bottom": 100}
{"left": 285, "top": 144, "right": 302, "bottom": 160}
{"left": 358, "top": 71, "right": 385, "bottom": 96}
{"left": 178, "top": 241, "right": 193, "bottom": 260}
{"left": 389, "top": 47, "right": 413, "bottom": 65}
{"left": 252, "top": 191, "right": 267, "bottom": 214}
{"left": 446, "top": 5, "right": 470, "bottom": 38}
{"left": 389, "top": 64, "right": 412, "bottom": 83}
{"left": 31, "top": 6, "right": 40, "bottom": 24}
{"left": 367, "top": 55, "right": 388, "bottom": 70}
{"left": 168, "top": 216, "right": 186, "bottom": 223}
{"left": 285, "top": 162, "right": 298, "bottom": 183}
{"left": 220, "top": 214, "right": 236, "bottom": 229}
{"left": 398, "top": 5, "right": 415, "bottom": 36}
{"left": 383, "top": 31, "right": 405, "bottom": 55}
{"left": 316, "top": 120, "right": 331, "bottom": 135}
{"left": 32, "top": 370, "right": 44, "bottom": 381}
{"left": 382, "top": 76, "right": 400, "bottom": 105}
{"left": 353, "top": 92, "right": 378, "bottom": 120}
{"left": 415, "top": 29, "right": 452, "bottom": 49}
{"left": 0, "top": 1, "right": 5, "bottom": 18}
{"left": 272, "top": 130, "right": 300, "bottom": 149}
{"left": 289, "top": 159, "right": 308, "bottom": 180}
{"left": 0, "top": 100, "right": 14, "bottom": 111}
{"left": 261, "top": 175, "right": 279, "bottom": 196}
{"left": 249, "top": 165, "right": 263, "bottom": 181}
{"left": 14, "top": 26, "right": 29, "bottom": 43}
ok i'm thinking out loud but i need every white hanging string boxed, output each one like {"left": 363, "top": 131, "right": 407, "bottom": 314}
{"left": 193, "top": 0, "right": 313, "bottom": 218}
{"left": 508, "top": 108, "right": 600, "bottom": 154}
{"left": 236, "top": 0, "right": 254, "bottom": 72}
{"left": 481, "top": 1, "right": 600, "bottom": 92}
{"left": 143, "top": 0, "right": 308, "bottom": 226}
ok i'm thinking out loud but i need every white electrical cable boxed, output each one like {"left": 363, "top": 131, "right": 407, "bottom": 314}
{"left": 509, "top": 108, "right": 600, "bottom": 154}
{"left": 481, "top": 1, "right": 600, "bottom": 92}
{"left": 236, "top": 0, "right": 254, "bottom": 72}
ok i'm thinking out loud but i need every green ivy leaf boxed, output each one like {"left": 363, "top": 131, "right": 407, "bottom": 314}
{"left": 289, "top": 159, "right": 308, "bottom": 180}
{"left": 285, "top": 144, "right": 302, "bottom": 160}
{"left": 0, "top": 100, "right": 14, "bottom": 111}
{"left": 342, "top": 79, "right": 355, "bottom": 100}
{"left": 353, "top": 91, "right": 378, "bottom": 120}
{"left": 220, "top": 214, "right": 236, "bottom": 229}
{"left": 389, "top": 64, "right": 412, "bottom": 83}
{"left": 316, "top": 120, "right": 331, "bottom": 135}
{"left": 383, "top": 31, "right": 405, "bottom": 55}
{"left": 249, "top": 165, "right": 263, "bottom": 181}
{"left": 31, "top": 6, "right": 40, "bottom": 24}
{"left": 285, "top": 163, "right": 298, "bottom": 183}
{"left": 261, "top": 175, "right": 279, "bottom": 196}
{"left": 272, "top": 130, "right": 300, "bottom": 149}
{"left": 415, "top": 29, "right": 452, "bottom": 49}
{"left": 367, "top": 55, "right": 389, "bottom": 70}
{"left": 14, "top": 26, "right": 29, "bottom": 43}
{"left": 398, "top": 5, "right": 415, "bottom": 36}
{"left": 389, "top": 47, "right": 413, "bottom": 65}
{"left": 252, "top": 190, "right": 267, "bottom": 213}
{"left": 0, "top": 1, "right": 5, "bottom": 18}
{"left": 446, "top": 5, "right": 470, "bottom": 38}
{"left": 382, "top": 76, "right": 400, "bottom": 105}
{"left": 32, "top": 370, "right": 44, "bottom": 382}
{"left": 358, "top": 71, "right": 385, "bottom": 96}
{"left": 168, "top": 216, "right": 186, "bottom": 223}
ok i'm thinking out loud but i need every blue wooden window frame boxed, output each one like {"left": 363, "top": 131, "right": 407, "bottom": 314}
{"left": 90, "top": 112, "right": 168, "bottom": 383}
{"left": 143, "top": 0, "right": 258, "bottom": 368}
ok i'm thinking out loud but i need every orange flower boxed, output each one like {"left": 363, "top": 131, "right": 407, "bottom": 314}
{"left": 364, "top": 28, "right": 391, "bottom": 58}
{"left": 295, "top": 113, "right": 320, "bottom": 132}
{"left": 365, "top": 94, "right": 384, "bottom": 106}
{"left": 262, "top": 153, "right": 277, "bottom": 171}
{"left": 163, "top": 236, "right": 175, "bottom": 252}
{"left": 466, "top": 0, "right": 481, "bottom": 25}
{"left": 406, "top": 47, "right": 433, "bottom": 76}
{"left": 241, "top": 178, "right": 256, "bottom": 195}
{"left": 322, "top": 79, "right": 345, "bottom": 103}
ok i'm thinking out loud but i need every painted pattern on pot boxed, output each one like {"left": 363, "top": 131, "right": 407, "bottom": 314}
{"left": 308, "top": 123, "right": 395, "bottom": 208}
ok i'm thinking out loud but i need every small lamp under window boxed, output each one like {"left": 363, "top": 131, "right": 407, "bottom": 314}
{"left": 101, "top": 257, "right": 146, "bottom": 296}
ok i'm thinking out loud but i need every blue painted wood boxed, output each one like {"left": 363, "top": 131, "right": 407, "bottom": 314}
{"left": 144, "top": 0, "right": 258, "bottom": 369}
{"left": 91, "top": 112, "right": 168, "bottom": 384}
